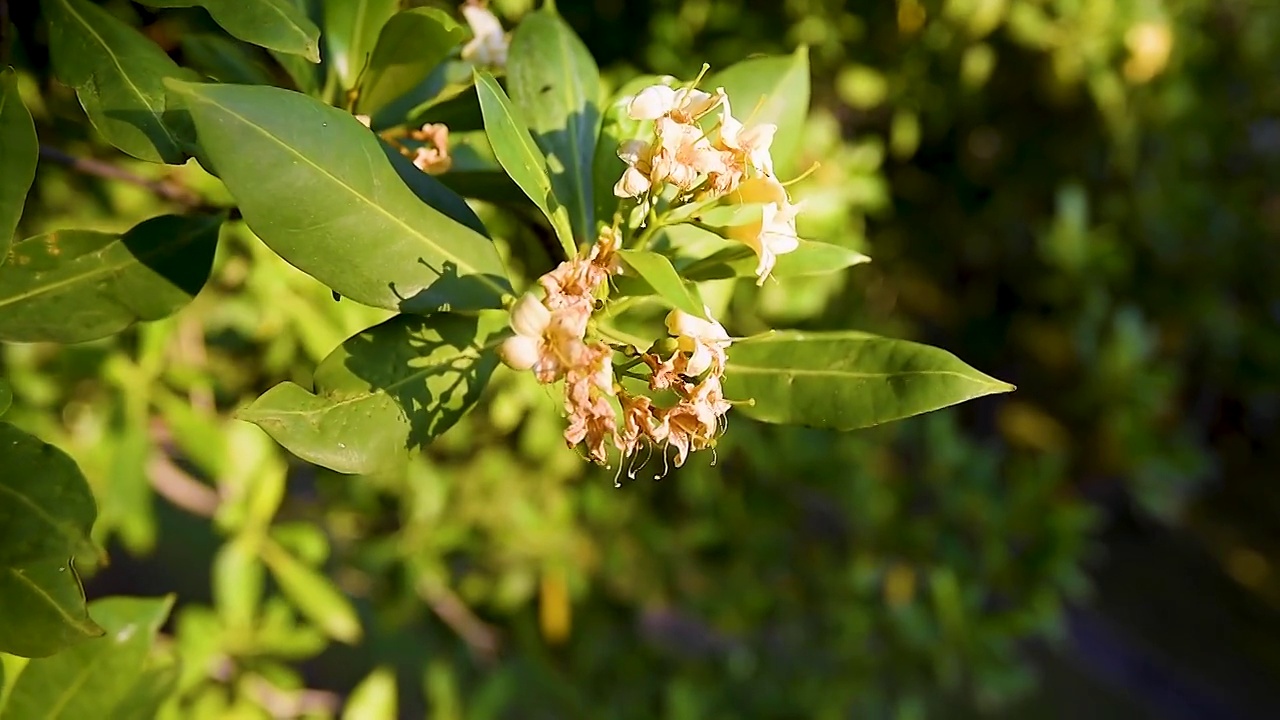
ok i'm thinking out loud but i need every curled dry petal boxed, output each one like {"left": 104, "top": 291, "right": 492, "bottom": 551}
{"left": 461, "top": 2, "right": 508, "bottom": 68}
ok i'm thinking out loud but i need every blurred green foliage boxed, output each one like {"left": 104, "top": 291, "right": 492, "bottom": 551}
{"left": 2, "top": 0, "right": 1277, "bottom": 717}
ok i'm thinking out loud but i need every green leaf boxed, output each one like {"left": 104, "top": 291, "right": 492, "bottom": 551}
{"left": 342, "top": 667, "right": 398, "bottom": 720}
{"left": 0, "top": 69, "right": 37, "bottom": 262}
{"left": 0, "top": 423, "right": 96, "bottom": 568}
{"left": 723, "top": 331, "right": 1015, "bottom": 430}
{"left": 180, "top": 34, "right": 280, "bottom": 86}
{"left": 1, "top": 595, "right": 173, "bottom": 717}
{"left": 474, "top": 71, "right": 576, "bottom": 258}
{"left": 239, "top": 311, "right": 508, "bottom": 475}
{"left": 171, "top": 81, "right": 511, "bottom": 312}
{"left": 507, "top": 8, "right": 600, "bottom": 241}
{"left": 616, "top": 249, "right": 705, "bottom": 318}
{"left": 212, "top": 536, "right": 264, "bottom": 634}
{"left": 356, "top": 8, "right": 466, "bottom": 116}
{"left": 42, "top": 0, "right": 197, "bottom": 164}
{"left": 592, "top": 75, "right": 660, "bottom": 228}
{"left": 0, "top": 380, "right": 10, "bottom": 416}
{"left": 259, "top": 540, "right": 361, "bottom": 643}
{"left": 110, "top": 662, "right": 180, "bottom": 720}
{"left": 433, "top": 129, "right": 526, "bottom": 206}
{"left": 0, "top": 213, "right": 222, "bottom": 343}
{"left": 402, "top": 61, "right": 482, "bottom": 132}
{"left": 381, "top": 141, "right": 489, "bottom": 239}
{"left": 323, "top": 0, "right": 398, "bottom": 91}
{"left": 0, "top": 559, "right": 102, "bottom": 659}
{"left": 682, "top": 240, "right": 871, "bottom": 282}
{"left": 710, "top": 47, "right": 810, "bottom": 178}
{"left": 136, "top": 0, "right": 321, "bottom": 62}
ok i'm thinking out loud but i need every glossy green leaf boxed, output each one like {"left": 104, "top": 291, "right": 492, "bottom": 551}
{"left": 0, "top": 559, "right": 102, "bottom": 659}
{"left": 0, "top": 423, "right": 96, "bottom": 568}
{"left": 682, "top": 240, "right": 871, "bottom": 281}
{"left": 474, "top": 71, "right": 577, "bottom": 258}
{"left": 172, "top": 81, "right": 511, "bottom": 312}
{"left": 323, "top": 0, "right": 398, "bottom": 91}
{"left": 239, "top": 311, "right": 507, "bottom": 475}
{"left": 616, "top": 249, "right": 706, "bottom": 318}
{"left": 723, "top": 331, "right": 1015, "bottom": 430}
{"left": 43, "top": 0, "right": 197, "bottom": 164}
{"left": 592, "top": 75, "right": 660, "bottom": 229}
{"left": 356, "top": 8, "right": 466, "bottom": 116}
{"left": 260, "top": 540, "right": 361, "bottom": 643}
{"left": 343, "top": 667, "right": 398, "bottom": 720}
{"left": 1, "top": 595, "right": 173, "bottom": 717}
{"left": 0, "top": 213, "right": 222, "bottom": 343}
{"left": 137, "top": 0, "right": 321, "bottom": 62}
{"left": 507, "top": 8, "right": 600, "bottom": 241}
{"left": 382, "top": 140, "right": 489, "bottom": 238}
{"left": 403, "top": 61, "right": 482, "bottom": 132}
{"left": 0, "top": 69, "right": 37, "bottom": 261}
{"left": 710, "top": 47, "right": 810, "bottom": 178}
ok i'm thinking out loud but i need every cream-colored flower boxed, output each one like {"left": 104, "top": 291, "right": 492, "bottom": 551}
{"left": 497, "top": 292, "right": 552, "bottom": 371}
{"left": 649, "top": 118, "right": 724, "bottom": 192}
{"left": 717, "top": 95, "right": 778, "bottom": 177}
{"left": 627, "top": 84, "right": 723, "bottom": 123}
{"left": 665, "top": 307, "right": 731, "bottom": 377}
{"left": 614, "top": 140, "right": 655, "bottom": 198}
{"left": 722, "top": 176, "right": 802, "bottom": 285}
{"left": 461, "top": 1, "right": 508, "bottom": 68}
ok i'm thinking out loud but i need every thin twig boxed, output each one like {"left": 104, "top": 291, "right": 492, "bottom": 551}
{"left": 147, "top": 452, "right": 220, "bottom": 518}
{"left": 418, "top": 580, "right": 501, "bottom": 663}
{"left": 38, "top": 145, "right": 208, "bottom": 209}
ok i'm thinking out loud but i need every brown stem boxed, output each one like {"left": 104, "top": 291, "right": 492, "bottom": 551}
{"left": 38, "top": 145, "right": 215, "bottom": 210}
{"left": 417, "top": 580, "right": 501, "bottom": 664}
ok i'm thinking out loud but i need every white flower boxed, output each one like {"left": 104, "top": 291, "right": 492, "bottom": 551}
{"left": 717, "top": 94, "right": 778, "bottom": 177}
{"left": 614, "top": 140, "right": 654, "bottom": 198}
{"left": 666, "top": 306, "right": 731, "bottom": 377}
{"left": 498, "top": 292, "right": 552, "bottom": 371}
{"left": 461, "top": 2, "right": 508, "bottom": 68}
{"left": 722, "top": 176, "right": 802, "bottom": 285}
{"left": 627, "top": 84, "right": 723, "bottom": 122}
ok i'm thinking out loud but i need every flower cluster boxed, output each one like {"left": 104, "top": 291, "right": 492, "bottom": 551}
{"left": 497, "top": 230, "right": 734, "bottom": 473}
{"left": 375, "top": 121, "right": 453, "bottom": 175}
{"left": 613, "top": 79, "right": 803, "bottom": 285}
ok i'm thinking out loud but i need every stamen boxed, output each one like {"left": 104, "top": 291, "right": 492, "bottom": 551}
{"left": 676, "top": 63, "right": 713, "bottom": 108}
{"left": 780, "top": 161, "right": 822, "bottom": 187}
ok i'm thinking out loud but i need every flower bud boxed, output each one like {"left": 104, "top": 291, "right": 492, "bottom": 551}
{"left": 498, "top": 335, "right": 539, "bottom": 370}
{"left": 509, "top": 292, "right": 551, "bottom": 338}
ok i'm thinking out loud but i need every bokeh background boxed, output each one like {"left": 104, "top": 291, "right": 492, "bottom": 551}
{"left": 5, "top": 0, "right": 1280, "bottom": 717}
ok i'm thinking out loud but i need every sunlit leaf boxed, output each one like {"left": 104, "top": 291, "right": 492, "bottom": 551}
{"left": 342, "top": 667, "right": 398, "bottom": 720}
{"left": 682, "top": 240, "right": 870, "bottom": 281}
{"left": 260, "top": 540, "right": 361, "bottom": 643}
{"left": 616, "top": 249, "right": 706, "bottom": 318}
{"left": 0, "top": 380, "right": 10, "bottom": 416}
{"left": 43, "top": 0, "right": 198, "bottom": 164}
{"left": 1, "top": 595, "right": 172, "bottom": 716}
{"left": 724, "top": 331, "right": 1015, "bottom": 429}
{"left": 239, "top": 311, "right": 508, "bottom": 475}
{"left": 172, "top": 81, "right": 511, "bottom": 312}
{"left": 380, "top": 139, "right": 489, "bottom": 238}
{"left": 710, "top": 47, "right": 810, "bottom": 178}
{"left": 356, "top": 8, "right": 466, "bottom": 116}
{"left": 0, "top": 213, "right": 222, "bottom": 343}
{"left": 474, "top": 71, "right": 577, "bottom": 258}
{"left": 507, "top": 8, "right": 600, "bottom": 241}
{"left": 323, "top": 0, "right": 398, "bottom": 91}
{"left": 110, "top": 662, "right": 180, "bottom": 720}
{"left": 0, "top": 423, "right": 96, "bottom": 568}
{"left": 0, "top": 69, "right": 37, "bottom": 262}
{"left": 137, "top": 0, "right": 321, "bottom": 62}
{"left": 0, "top": 559, "right": 102, "bottom": 659}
